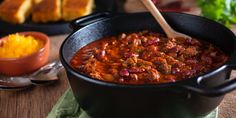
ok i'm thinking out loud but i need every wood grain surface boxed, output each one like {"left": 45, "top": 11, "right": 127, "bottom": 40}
{"left": 0, "top": 29, "right": 236, "bottom": 118}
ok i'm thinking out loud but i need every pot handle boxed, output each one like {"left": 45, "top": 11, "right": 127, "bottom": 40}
{"left": 70, "top": 12, "right": 113, "bottom": 30}
{"left": 177, "top": 73, "right": 236, "bottom": 97}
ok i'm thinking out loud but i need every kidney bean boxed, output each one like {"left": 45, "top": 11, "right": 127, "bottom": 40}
{"left": 124, "top": 52, "right": 139, "bottom": 58}
{"left": 152, "top": 0, "right": 160, "bottom": 4}
{"left": 181, "top": 69, "right": 196, "bottom": 77}
{"left": 171, "top": 67, "right": 180, "bottom": 75}
{"left": 144, "top": 38, "right": 160, "bottom": 46}
{"left": 168, "top": 47, "right": 178, "bottom": 53}
{"left": 128, "top": 67, "right": 145, "bottom": 73}
{"left": 119, "top": 69, "right": 130, "bottom": 77}
{"left": 96, "top": 50, "right": 107, "bottom": 61}
{"left": 185, "top": 38, "right": 200, "bottom": 46}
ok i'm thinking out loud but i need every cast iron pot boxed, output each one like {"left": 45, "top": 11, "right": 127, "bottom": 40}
{"left": 60, "top": 12, "right": 236, "bottom": 118}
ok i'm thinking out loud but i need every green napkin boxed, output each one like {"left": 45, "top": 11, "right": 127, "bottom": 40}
{"left": 47, "top": 89, "right": 218, "bottom": 118}
{"left": 47, "top": 89, "right": 90, "bottom": 118}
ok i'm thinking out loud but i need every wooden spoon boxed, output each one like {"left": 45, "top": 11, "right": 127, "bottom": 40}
{"left": 141, "top": 0, "right": 191, "bottom": 39}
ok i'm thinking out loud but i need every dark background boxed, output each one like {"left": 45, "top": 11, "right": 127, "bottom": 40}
{"left": 95, "top": 0, "right": 126, "bottom": 12}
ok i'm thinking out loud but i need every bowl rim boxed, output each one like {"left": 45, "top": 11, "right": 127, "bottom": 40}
{"left": 0, "top": 31, "right": 49, "bottom": 61}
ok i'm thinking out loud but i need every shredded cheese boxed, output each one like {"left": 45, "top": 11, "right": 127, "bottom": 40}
{"left": 0, "top": 33, "right": 44, "bottom": 58}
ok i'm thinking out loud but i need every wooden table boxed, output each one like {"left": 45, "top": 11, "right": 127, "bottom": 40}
{"left": 0, "top": 35, "right": 70, "bottom": 118}
{"left": 1, "top": 29, "right": 236, "bottom": 118}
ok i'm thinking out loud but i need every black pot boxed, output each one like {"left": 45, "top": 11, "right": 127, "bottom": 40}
{"left": 60, "top": 12, "right": 236, "bottom": 118}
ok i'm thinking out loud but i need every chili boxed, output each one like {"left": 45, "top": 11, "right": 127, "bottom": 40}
{"left": 70, "top": 31, "right": 228, "bottom": 84}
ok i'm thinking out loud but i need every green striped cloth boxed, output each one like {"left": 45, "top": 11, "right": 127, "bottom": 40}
{"left": 47, "top": 89, "right": 218, "bottom": 118}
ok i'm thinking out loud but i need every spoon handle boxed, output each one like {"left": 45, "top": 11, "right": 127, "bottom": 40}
{"left": 0, "top": 76, "right": 32, "bottom": 90}
{"left": 141, "top": 0, "right": 173, "bottom": 37}
{"left": 30, "top": 61, "right": 64, "bottom": 85}
{"left": 140, "top": 0, "right": 191, "bottom": 39}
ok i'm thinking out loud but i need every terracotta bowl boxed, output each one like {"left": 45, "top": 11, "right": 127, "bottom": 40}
{"left": 0, "top": 32, "right": 50, "bottom": 76}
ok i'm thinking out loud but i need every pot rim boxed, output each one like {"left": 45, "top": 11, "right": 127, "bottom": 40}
{"left": 60, "top": 12, "right": 236, "bottom": 96}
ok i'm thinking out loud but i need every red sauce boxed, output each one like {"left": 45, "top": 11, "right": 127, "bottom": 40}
{"left": 70, "top": 31, "right": 228, "bottom": 84}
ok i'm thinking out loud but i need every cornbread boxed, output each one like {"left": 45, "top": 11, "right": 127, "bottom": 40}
{"left": 33, "top": 0, "right": 43, "bottom": 5}
{"left": 62, "top": 0, "right": 94, "bottom": 21}
{"left": 0, "top": 0, "right": 94, "bottom": 24}
{"left": 0, "top": 0, "right": 33, "bottom": 24}
{"left": 0, "top": 33, "right": 44, "bottom": 58}
{"left": 32, "top": 0, "right": 61, "bottom": 23}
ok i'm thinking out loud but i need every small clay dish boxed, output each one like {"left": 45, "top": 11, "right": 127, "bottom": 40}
{"left": 0, "top": 32, "right": 50, "bottom": 76}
